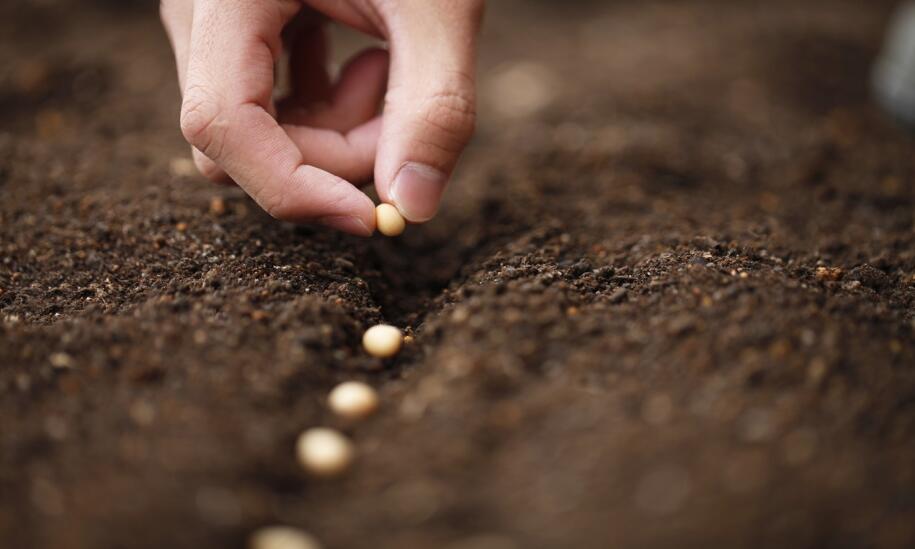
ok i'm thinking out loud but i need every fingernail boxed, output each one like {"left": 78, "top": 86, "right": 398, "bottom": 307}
{"left": 390, "top": 163, "right": 447, "bottom": 222}
{"left": 317, "top": 215, "right": 373, "bottom": 236}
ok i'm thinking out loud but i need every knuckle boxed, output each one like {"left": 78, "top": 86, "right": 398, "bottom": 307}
{"left": 419, "top": 82, "right": 477, "bottom": 145}
{"left": 261, "top": 190, "right": 291, "bottom": 221}
{"left": 179, "top": 86, "right": 227, "bottom": 159}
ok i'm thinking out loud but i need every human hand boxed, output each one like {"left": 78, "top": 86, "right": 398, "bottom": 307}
{"left": 160, "top": 0, "right": 483, "bottom": 235}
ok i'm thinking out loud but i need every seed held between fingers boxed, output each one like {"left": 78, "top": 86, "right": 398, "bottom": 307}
{"left": 375, "top": 203, "right": 406, "bottom": 237}
{"left": 296, "top": 428, "right": 354, "bottom": 478}
{"left": 328, "top": 381, "right": 380, "bottom": 420}
{"left": 362, "top": 324, "right": 403, "bottom": 358}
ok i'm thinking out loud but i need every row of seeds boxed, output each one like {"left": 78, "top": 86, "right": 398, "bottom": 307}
{"left": 249, "top": 324, "right": 404, "bottom": 549}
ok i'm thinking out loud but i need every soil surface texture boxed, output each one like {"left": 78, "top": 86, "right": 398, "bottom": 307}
{"left": 2, "top": 1, "right": 915, "bottom": 548}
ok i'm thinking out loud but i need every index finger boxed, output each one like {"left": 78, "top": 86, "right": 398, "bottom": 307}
{"left": 180, "top": 0, "right": 375, "bottom": 235}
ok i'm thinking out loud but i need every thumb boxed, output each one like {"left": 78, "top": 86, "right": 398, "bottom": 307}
{"left": 374, "top": 1, "right": 483, "bottom": 223}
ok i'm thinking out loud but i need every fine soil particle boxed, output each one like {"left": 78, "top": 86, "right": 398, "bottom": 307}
{"left": 2, "top": 1, "right": 915, "bottom": 548}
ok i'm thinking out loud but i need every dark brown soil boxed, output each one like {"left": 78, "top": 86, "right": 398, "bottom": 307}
{"left": 2, "top": 1, "right": 915, "bottom": 548}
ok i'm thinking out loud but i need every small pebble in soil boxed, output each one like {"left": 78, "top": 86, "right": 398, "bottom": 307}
{"left": 12, "top": 60, "right": 49, "bottom": 94}
{"left": 49, "top": 352, "right": 74, "bottom": 370}
{"left": 328, "top": 381, "right": 379, "bottom": 420}
{"left": 362, "top": 324, "right": 403, "bottom": 358}
{"left": 296, "top": 428, "right": 354, "bottom": 478}
{"left": 249, "top": 526, "right": 323, "bottom": 549}
{"left": 250, "top": 310, "right": 269, "bottom": 321}
{"left": 607, "top": 287, "right": 627, "bottom": 304}
{"left": 815, "top": 266, "right": 844, "bottom": 282}
{"left": 209, "top": 196, "right": 226, "bottom": 216}
{"left": 375, "top": 203, "right": 406, "bottom": 236}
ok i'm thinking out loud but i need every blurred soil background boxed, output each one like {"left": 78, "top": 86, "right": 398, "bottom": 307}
{"left": 1, "top": 0, "right": 915, "bottom": 548}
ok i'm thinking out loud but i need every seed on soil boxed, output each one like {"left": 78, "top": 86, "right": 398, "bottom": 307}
{"left": 375, "top": 203, "right": 406, "bottom": 236}
{"left": 362, "top": 324, "right": 403, "bottom": 358}
{"left": 169, "top": 157, "right": 197, "bottom": 178}
{"left": 328, "top": 381, "right": 379, "bottom": 420}
{"left": 249, "top": 526, "right": 323, "bottom": 549}
{"left": 296, "top": 428, "right": 354, "bottom": 477}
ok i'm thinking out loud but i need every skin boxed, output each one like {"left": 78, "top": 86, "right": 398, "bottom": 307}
{"left": 160, "top": 0, "right": 484, "bottom": 236}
